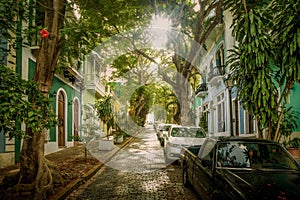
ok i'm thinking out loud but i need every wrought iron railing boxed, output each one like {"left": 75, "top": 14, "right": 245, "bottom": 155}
{"left": 196, "top": 83, "right": 208, "bottom": 94}
{"left": 207, "top": 65, "right": 225, "bottom": 82}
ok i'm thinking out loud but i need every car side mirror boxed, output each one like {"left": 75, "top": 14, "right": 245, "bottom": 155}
{"left": 202, "top": 159, "right": 212, "bottom": 167}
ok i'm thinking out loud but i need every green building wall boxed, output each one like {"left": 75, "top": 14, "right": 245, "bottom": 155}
{"left": 288, "top": 84, "right": 300, "bottom": 132}
{"left": 28, "top": 59, "right": 82, "bottom": 142}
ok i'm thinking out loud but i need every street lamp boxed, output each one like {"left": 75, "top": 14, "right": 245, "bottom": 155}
{"left": 224, "top": 75, "right": 234, "bottom": 136}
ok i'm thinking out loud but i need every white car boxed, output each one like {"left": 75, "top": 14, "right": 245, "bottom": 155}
{"left": 157, "top": 124, "right": 176, "bottom": 146}
{"left": 156, "top": 123, "right": 165, "bottom": 139}
{"left": 163, "top": 125, "right": 207, "bottom": 163}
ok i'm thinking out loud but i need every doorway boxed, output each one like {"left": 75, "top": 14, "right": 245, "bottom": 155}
{"left": 58, "top": 91, "right": 66, "bottom": 147}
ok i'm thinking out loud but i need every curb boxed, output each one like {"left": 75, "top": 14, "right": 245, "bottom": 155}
{"left": 50, "top": 129, "right": 141, "bottom": 200}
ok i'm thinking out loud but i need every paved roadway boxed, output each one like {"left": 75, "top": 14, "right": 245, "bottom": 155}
{"left": 66, "top": 127, "right": 200, "bottom": 200}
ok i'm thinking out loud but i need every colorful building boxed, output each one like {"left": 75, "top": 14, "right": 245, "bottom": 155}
{"left": 196, "top": 10, "right": 244, "bottom": 137}
{"left": 196, "top": 11, "right": 258, "bottom": 137}
{"left": 81, "top": 51, "right": 121, "bottom": 141}
{"left": 0, "top": 2, "right": 84, "bottom": 168}
{"left": 21, "top": 36, "right": 84, "bottom": 156}
{"left": 82, "top": 51, "right": 106, "bottom": 139}
{"left": 196, "top": 9, "right": 300, "bottom": 139}
{"left": 0, "top": 32, "right": 21, "bottom": 168}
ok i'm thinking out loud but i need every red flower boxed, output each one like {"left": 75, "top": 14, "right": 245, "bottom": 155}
{"left": 40, "top": 29, "right": 49, "bottom": 38}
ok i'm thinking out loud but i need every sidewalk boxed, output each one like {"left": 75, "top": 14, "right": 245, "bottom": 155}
{"left": 0, "top": 133, "right": 138, "bottom": 200}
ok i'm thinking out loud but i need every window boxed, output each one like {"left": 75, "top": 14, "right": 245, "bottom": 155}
{"left": 199, "top": 104, "right": 209, "bottom": 132}
{"left": 215, "top": 45, "right": 224, "bottom": 66}
{"left": 216, "top": 93, "right": 225, "bottom": 132}
{"left": 0, "top": 127, "right": 5, "bottom": 153}
{"left": 245, "top": 110, "right": 255, "bottom": 134}
{"left": 216, "top": 141, "right": 298, "bottom": 170}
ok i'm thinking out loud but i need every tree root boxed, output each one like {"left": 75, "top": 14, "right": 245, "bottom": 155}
{"left": 11, "top": 158, "right": 64, "bottom": 199}
{"left": 46, "top": 158, "right": 65, "bottom": 185}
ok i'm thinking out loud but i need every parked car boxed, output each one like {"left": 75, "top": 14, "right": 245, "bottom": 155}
{"left": 157, "top": 124, "right": 175, "bottom": 146}
{"left": 155, "top": 123, "right": 165, "bottom": 139}
{"left": 180, "top": 137, "right": 300, "bottom": 200}
{"left": 163, "top": 125, "right": 206, "bottom": 163}
{"left": 144, "top": 121, "right": 153, "bottom": 128}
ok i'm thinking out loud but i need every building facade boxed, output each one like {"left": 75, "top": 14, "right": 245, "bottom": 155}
{"left": 196, "top": 9, "right": 300, "bottom": 139}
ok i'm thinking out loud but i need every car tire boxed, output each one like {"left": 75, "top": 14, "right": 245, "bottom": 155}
{"left": 160, "top": 139, "right": 164, "bottom": 147}
{"left": 164, "top": 149, "right": 173, "bottom": 164}
{"left": 164, "top": 153, "right": 171, "bottom": 164}
{"left": 183, "top": 166, "right": 190, "bottom": 187}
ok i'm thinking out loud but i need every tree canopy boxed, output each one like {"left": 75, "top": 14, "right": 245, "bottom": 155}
{"left": 0, "top": 0, "right": 155, "bottom": 198}
{"left": 1, "top": 0, "right": 299, "bottom": 198}
{"left": 0, "top": 66, "right": 57, "bottom": 139}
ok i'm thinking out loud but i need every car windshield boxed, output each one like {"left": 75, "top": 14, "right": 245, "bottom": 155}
{"left": 216, "top": 141, "right": 299, "bottom": 170}
{"left": 171, "top": 127, "right": 206, "bottom": 138}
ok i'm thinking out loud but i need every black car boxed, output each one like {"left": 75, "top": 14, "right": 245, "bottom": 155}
{"left": 180, "top": 137, "right": 300, "bottom": 200}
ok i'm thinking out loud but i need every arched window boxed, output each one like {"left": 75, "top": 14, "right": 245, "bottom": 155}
{"left": 215, "top": 45, "right": 224, "bottom": 66}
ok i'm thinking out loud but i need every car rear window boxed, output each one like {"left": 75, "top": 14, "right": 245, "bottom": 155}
{"left": 216, "top": 141, "right": 299, "bottom": 170}
{"left": 171, "top": 127, "right": 206, "bottom": 138}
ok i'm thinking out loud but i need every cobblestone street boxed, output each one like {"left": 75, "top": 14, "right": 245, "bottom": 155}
{"left": 66, "top": 128, "right": 200, "bottom": 199}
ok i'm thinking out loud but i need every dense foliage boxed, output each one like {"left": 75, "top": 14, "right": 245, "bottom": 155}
{"left": 0, "top": 66, "right": 57, "bottom": 139}
{"left": 95, "top": 95, "right": 114, "bottom": 137}
{"left": 224, "top": 0, "right": 300, "bottom": 140}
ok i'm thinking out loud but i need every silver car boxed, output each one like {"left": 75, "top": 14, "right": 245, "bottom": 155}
{"left": 157, "top": 124, "right": 175, "bottom": 146}
{"left": 163, "top": 125, "right": 207, "bottom": 163}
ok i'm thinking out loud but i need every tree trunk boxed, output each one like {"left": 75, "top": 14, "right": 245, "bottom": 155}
{"left": 16, "top": 1, "right": 66, "bottom": 199}
{"left": 18, "top": 129, "right": 53, "bottom": 199}
{"left": 178, "top": 85, "right": 192, "bottom": 126}
{"left": 157, "top": 1, "right": 223, "bottom": 127}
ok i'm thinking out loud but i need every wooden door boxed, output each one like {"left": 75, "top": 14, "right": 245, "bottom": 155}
{"left": 58, "top": 91, "right": 65, "bottom": 147}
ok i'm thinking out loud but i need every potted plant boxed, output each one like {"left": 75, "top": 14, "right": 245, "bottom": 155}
{"left": 278, "top": 108, "right": 300, "bottom": 158}
{"left": 286, "top": 137, "right": 300, "bottom": 159}
{"left": 114, "top": 130, "right": 125, "bottom": 144}
{"left": 95, "top": 95, "right": 115, "bottom": 150}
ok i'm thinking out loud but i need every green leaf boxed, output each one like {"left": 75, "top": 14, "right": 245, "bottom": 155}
{"left": 249, "top": 11, "right": 254, "bottom": 23}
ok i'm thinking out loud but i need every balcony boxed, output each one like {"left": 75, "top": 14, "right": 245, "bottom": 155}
{"left": 196, "top": 83, "right": 208, "bottom": 98}
{"left": 63, "top": 66, "right": 84, "bottom": 87}
{"left": 207, "top": 65, "right": 225, "bottom": 86}
{"left": 85, "top": 73, "right": 106, "bottom": 96}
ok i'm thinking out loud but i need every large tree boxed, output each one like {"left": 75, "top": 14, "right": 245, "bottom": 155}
{"left": 1, "top": 0, "right": 153, "bottom": 198}
{"left": 17, "top": 1, "right": 66, "bottom": 199}
{"left": 224, "top": 0, "right": 300, "bottom": 141}
{"left": 149, "top": 0, "right": 224, "bottom": 125}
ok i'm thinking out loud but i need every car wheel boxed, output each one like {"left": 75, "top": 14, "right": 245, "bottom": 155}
{"left": 164, "top": 150, "right": 172, "bottom": 164}
{"left": 160, "top": 139, "right": 164, "bottom": 147}
{"left": 183, "top": 166, "right": 190, "bottom": 187}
